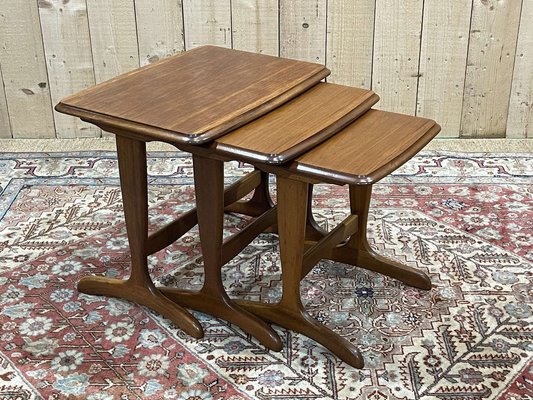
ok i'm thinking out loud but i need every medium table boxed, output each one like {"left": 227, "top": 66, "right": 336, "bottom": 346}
{"left": 56, "top": 46, "right": 439, "bottom": 368}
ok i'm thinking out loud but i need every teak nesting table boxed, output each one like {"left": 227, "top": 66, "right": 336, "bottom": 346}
{"left": 56, "top": 46, "right": 440, "bottom": 368}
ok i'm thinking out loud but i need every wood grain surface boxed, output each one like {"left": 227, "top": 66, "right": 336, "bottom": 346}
{"left": 279, "top": 0, "right": 327, "bottom": 64}
{"left": 507, "top": 0, "right": 533, "bottom": 139}
{"left": 417, "top": 0, "right": 472, "bottom": 138}
{"left": 38, "top": 0, "right": 100, "bottom": 138}
{"left": 460, "top": 0, "right": 522, "bottom": 137}
{"left": 0, "top": 0, "right": 55, "bottom": 138}
{"left": 183, "top": 0, "right": 232, "bottom": 49}
{"left": 1, "top": 1, "right": 531, "bottom": 140}
{"left": 86, "top": 0, "right": 140, "bottom": 138}
{"left": 77, "top": 135, "right": 204, "bottom": 339}
{"left": 372, "top": 0, "right": 423, "bottom": 115}
{"left": 56, "top": 46, "right": 329, "bottom": 143}
{"left": 326, "top": 0, "right": 375, "bottom": 88}
{"left": 214, "top": 83, "right": 379, "bottom": 164}
{"left": 284, "top": 109, "right": 440, "bottom": 185}
{"left": 0, "top": 65, "right": 10, "bottom": 138}
{"left": 231, "top": 0, "right": 278, "bottom": 56}
{"left": 134, "top": 0, "right": 184, "bottom": 66}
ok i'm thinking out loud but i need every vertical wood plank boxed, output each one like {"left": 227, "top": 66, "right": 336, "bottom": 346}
{"left": 417, "top": 0, "right": 472, "bottom": 137}
{"left": 507, "top": 1, "right": 532, "bottom": 138}
{"left": 279, "top": 0, "right": 327, "bottom": 64}
{"left": 372, "top": 0, "right": 424, "bottom": 115}
{"left": 0, "top": 0, "right": 55, "bottom": 138}
{"left": 134, "top": 0, "right": 185, "bottom": 66}
{"left": 38, "top": 0, "right": 99, "bottom": 138}
{"left": 183, "top": 0, "right": 232, "bottom": 50}
{"left": 87, "top": 0, "right": 139, "bottom": 138}
{"left": 460, "top": 0, "right": 522, "bottom": 137}
{"left": 0, "top": 64, "right": 12, "bottom": 138}
{"left": 86, "top": 0, "right": 139, "bottom": 83}
{"left": 231, "top": 0, "right": 278, "bottom": 56}
{"left": 326, "top": 0, "right": 375, "bottom": 88}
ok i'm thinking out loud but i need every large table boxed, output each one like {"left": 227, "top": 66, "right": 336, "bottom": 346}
{"left": 56, "top": 46, "right": 440, "bottom": 368}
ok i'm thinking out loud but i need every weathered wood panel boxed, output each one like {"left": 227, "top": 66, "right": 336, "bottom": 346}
{"left": 507, "top": 1, "right": 532, "bottom": 138}
{"left": 372, "top": 0, "right": 424, "bottom": 115}
{"left": 417, "top": 0, "right": 472, "bottom": 137}
{"left": 86, "top": 0, "right": 139, "bottom": 138}
{"left": 460, "top": 0, "right": 522, "bottom": 137}
{"left": 135, "top": 0, "right": 184, "bottom": 66}
{"left": 326, "top": 0, "right": 375, "bottom": 88}
{"left": 38, "top": 0, "right": 99, "bottom": 138}
{"left": 86, "top": 0, "right": 139, "bottom": 83}
{"left": 183, "top": 0, "right": 232, "bottom": 49}
{"left": 0, "top": 0, "right": 55, "bottom": 138}
{"left": 0, "top": 1, "right": 532, "bottom": 139}
{"left": 279, "top": 0, "right": 327, "bottom": 64}
{"left": 231, "top": 0, "right": 278, "bottom": 56}
{"left": 0, "top": 64, "right": 11, "bottom": 138}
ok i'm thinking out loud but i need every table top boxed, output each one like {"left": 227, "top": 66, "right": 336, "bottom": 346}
{"left": 55, "top": 46, "right": 329, "bottom": 144}
{"left": 213, "top": 83, "right": 379, "bottom": 164}
{"left": 278, "top": 110, "right": 441, "bottom": 185}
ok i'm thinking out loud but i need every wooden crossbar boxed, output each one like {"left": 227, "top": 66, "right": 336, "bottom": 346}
{"left": 301, "top": 214, "right": 358, "bottom": 278}
{"left": 146, "top": 170, "right": 262, "bottom": 255}
{"left": 221, "top": 206, "right": 278, "bottom": 266}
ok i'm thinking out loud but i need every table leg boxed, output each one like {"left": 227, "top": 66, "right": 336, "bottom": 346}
{"left": 238, "top": 176, "right": 364, "bottom": 368}
{"left": 160, "top": 155, "right": 282, "bottom": 351}
{"left": 224, "top": 170, "right": 274, "bottom": 217}
{"left": 77, "top": 135, "right": 203, "bottom": 338}
{"left": 329, "top": 184, "right": 432, "bottom": 290}
{"left": 305, "top": 184, "right": 329, "bottom": 241}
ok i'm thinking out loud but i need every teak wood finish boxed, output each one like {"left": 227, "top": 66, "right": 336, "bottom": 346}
{"left": 158, "top": 155, "right": 282, "bottom": 351}
{"left": 227, "top": 112, "right": 439, "bottom": 365}
{"left": 237, "top": 176, "right": 366, "bottom": 368}
{"left": 214, "top": 83, "right": 379, "bottom": 164}
{"left": 55, "top": 45, "right": 329, "bottom": 144}
{"left": 78, "top": 144, "right": 286, "bottom": 350}
{"left": 257, "top": 109, "right": 441, "bottom": 185}
{"left": 77, "top": 136, "right": 205, "bottom": 339}
{"left": 55, "top": 45, "right": 441, "bottom": 369}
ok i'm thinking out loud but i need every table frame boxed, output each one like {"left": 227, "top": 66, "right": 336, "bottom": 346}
{"left": 77, "top": 131, "right": 432, "bottom": 368}
{"left": 78, "top": 135, "right": 282, "bottom": 351}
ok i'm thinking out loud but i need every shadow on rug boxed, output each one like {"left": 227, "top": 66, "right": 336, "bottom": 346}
{"left": 0, "top": 151, "right": 531, "bottom": 400}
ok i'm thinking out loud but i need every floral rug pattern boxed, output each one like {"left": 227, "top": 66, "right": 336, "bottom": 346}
{"left": 0, "top": 151, "right": 531, "bottom": 399}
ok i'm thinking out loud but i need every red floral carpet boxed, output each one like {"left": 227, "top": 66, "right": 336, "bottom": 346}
{"left": 0, "top": 151, "right": 531, "bottom": 400}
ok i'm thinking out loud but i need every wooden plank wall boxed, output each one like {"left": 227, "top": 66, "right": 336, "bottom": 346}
{"left": 0, "top": 0, "right": 55, "bottom": 138}
{"left": 507, "top": 0, "right": 532, "bottom": 138}
{"left": 0, "top": 0, "right": 530, "bottom": 139}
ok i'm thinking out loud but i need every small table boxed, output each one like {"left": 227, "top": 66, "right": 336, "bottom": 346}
{"left": 56, "top": 46, "right": 439, "bottom": 368}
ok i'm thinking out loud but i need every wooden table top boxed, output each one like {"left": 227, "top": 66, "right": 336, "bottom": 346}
{"left": 213, "top": 83, "right": 379, "bottom": 164}
{"left": 55, "top": 46, "right": 329, "bottom": 144}
{"left": 279, "top": 110, "right": 441, "bottom": 185}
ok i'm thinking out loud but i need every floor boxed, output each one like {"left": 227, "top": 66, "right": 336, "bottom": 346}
{"left": 1, "top": 138, "right": 532, "bottom": 153}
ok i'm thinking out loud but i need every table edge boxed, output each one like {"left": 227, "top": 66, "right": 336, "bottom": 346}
{"left": 212, "top": 92, "right": 380, "bottom": 164}
{"left": 284, "top": 122, "right": 442, "bottom": 186}
{"left": 55, "top": 69, "right": 330, "bottom": 145}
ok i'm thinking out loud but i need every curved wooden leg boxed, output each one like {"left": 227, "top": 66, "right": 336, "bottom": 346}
{"left": 78, "top": 136, "right": 203, "bottom": 339}
{"left": 78, "top": 276, "right": 203, "bottom": 338}
{"left": 160, "top": 288, "right": 282, "bottom": 351}
{"left": 330, "top": 184, "right": 431, "bottom": 290}
{"left": 237, "top": 176, "right": 363, "bottom": 368}
{"left": 305, "top": 184, "right": 328, "bottom": 242}
{"left": 224, "top": 170, "right": 274, "bottom": 217}
{"left": 162, "top": 156, "right": 282, "bottom": 351}
{"left": 236, "top": 300, "right": 364, "bottom": 368}
{"left": 331, "top": 246, "right": 432, "bottom": 290}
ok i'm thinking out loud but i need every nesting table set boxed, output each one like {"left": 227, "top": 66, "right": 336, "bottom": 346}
{"left": 56, "top": 46, "right": 441, "bottom": 368}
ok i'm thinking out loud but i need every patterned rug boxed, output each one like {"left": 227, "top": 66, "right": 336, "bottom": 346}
{"left": 0, "top": 151, "right": 531, "bottom": 400}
